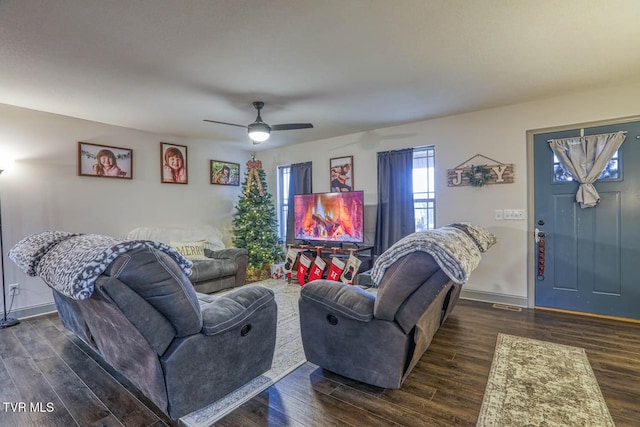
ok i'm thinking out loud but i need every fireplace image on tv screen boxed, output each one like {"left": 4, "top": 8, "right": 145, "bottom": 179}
{"left": 293, "top": 191, "right": 364, "bottom": 243}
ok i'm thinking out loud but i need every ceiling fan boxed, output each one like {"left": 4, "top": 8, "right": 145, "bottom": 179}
{"left": 204, "top": 101, "right": 313, "bottom": 144}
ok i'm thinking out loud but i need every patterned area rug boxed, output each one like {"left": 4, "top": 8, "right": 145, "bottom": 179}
{"left": 477, "top": 333, "right": 614, "bottom": 427}
{"left": 180, "top": 279, "right": 305, "bottom": 427}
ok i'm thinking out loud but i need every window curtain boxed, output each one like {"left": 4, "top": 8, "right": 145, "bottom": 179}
{"left": 286, "top": 161, "right": 313, "bottom": 244}
{"left": 548, "top": 131, "right": 626, "bottom": 208}
{"left": 374, "top": 148, "right": 415, "bottom": 255}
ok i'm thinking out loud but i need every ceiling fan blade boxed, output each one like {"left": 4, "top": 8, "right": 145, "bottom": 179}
{"left": 271, "top": 123, "right": 314, "bottom": 131}
{"left": 203, "top": 119, "right": 247, "bottom": 129}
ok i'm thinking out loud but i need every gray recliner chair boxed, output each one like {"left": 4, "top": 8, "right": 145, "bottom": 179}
{"left": 49, "top": 247, "right": 276, "bottom": 419}
{"left": 189, "top": 247, "right": 248, "bottom": 293}
{"left": 298, "top": 251, "right": 460, "bottom": 389}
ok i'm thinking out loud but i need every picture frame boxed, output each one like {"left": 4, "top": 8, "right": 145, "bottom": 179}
{"left": 161, "top": 142, "right": 188, "bottom": 184}
{"left": 330, "top": 155, "right": 354, "bottom": 192}
{"left": 78, "top": 142, "right": 132, "bottom": 179}
{"left": 210, "top": 160, "right": 240, "bottom": 186}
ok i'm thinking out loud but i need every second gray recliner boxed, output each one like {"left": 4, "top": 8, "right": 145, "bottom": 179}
{"left": 299, "top": 251, "right": 460, "bottom": 389}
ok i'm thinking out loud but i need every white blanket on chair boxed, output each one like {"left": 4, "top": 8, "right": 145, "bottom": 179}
{"left": 371, "top": 227, "right": 482, "bottom": 286}
{"left": 9, "top": 231, "right": 192, "bottom": 300}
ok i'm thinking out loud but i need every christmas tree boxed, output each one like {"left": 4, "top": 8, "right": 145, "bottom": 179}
{"left": 233, "top": 156, "right": 284, "bottom": 278}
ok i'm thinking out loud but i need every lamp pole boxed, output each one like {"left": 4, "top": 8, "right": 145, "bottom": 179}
{"left": 0, "top": 169, "right": 19, "bottom": 328}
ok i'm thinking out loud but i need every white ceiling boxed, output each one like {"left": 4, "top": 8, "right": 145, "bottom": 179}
{"left": 2, "top": 1, "right": 640, "bottom": 149}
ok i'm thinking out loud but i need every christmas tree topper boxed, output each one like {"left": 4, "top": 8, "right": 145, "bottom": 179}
{"left": 245, "top": 158, "right": 264, "bottom": 196}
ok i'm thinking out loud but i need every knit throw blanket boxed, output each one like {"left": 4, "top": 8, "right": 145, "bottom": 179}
{"left": 9, "top": 231, "right": 193, "bottom": 300}
{"left": 371, "top": 226, "right": 482, "bottom": 286}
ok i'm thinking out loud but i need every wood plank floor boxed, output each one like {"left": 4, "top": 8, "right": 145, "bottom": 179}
{"left": 2, "top": 299, "right": 639, "bottom": 426}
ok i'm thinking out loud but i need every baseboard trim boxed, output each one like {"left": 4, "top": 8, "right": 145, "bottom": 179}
{"left": 10, "top": 303, "right": 58, "bottom": 321}
{"left": 460, "top": 289, "right": 528, "bottom": 308}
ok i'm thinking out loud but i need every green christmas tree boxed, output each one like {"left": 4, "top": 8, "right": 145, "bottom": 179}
{"left": 233, "top": 156, "right": 284, "bottom": 275}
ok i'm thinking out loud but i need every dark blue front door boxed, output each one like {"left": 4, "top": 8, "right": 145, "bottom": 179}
{"left": 533, "top": 121, "right": 640, "bottom": 320}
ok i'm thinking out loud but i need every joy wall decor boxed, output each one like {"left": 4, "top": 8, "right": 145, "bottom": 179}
{"left": 447, "top": 154, "right": 514, "bottom": 187}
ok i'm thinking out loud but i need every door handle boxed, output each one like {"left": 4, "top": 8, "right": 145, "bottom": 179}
{"left": 535, "top": 228, "right": 546, "bottom": 242}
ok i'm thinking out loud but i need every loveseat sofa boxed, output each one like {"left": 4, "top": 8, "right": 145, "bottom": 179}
{"left": 298, "top": 224, "right": 496, "bottom": 388}
{"left": 125, "top": 225, "right": 248, "bottom": 293}
{"left": 9, "top": 231, "right": 277, "bottom": 420}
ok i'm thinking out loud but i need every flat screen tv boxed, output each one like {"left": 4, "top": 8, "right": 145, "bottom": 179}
{"left": 293, "top": 191, "right": 364, "bottom": 244}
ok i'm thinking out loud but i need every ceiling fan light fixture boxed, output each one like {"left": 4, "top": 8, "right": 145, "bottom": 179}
{"left": 205, "top": 101, "right": 312, "bottom": 144}
{"left": 248, "top": 122, "right": 271, "bottom": 142}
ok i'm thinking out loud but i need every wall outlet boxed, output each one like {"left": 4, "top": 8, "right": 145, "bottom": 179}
{"left": 9, "top": 283, "right": 19, "bottom": 295}
{"left": 495, "top": 209, "right": 504, "bottom": 220}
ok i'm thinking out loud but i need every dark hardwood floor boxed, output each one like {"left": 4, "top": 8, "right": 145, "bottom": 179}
{"left": 2, "top": 299, "right": 639, "bottom": 426}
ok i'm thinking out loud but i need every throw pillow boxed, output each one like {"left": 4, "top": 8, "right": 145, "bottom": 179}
{"left": 171, "top": 241, "right": 209, "bottom": 261}
{"left": 204, "top": 240, "right": 226, "bottom": 251}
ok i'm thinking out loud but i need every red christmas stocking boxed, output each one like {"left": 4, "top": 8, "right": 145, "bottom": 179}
{"left": 307, "top": 257, "right": 327, "bottom": 283}
{"left": 297, "top": 254, "right": 312, "bottom": 285}
{"left": 326, "top": 257, "right": 345, "bottom": 281}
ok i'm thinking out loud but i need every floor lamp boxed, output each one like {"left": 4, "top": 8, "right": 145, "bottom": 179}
{"left": 0, "top": 168, "right": 19, "bottom": 328}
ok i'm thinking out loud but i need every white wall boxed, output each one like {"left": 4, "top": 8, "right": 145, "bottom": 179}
{"left": 5, "top": 81, "right": 640, "bottom": 315}
{"left": 0, "top": 103, "right": 250, "bottom": 314}
{"left": 259, "top": 81, "right": 640, "bottom": 305}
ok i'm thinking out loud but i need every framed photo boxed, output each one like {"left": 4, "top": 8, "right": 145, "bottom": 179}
{"left": 161, "top": 142, "right": 188, "bottom": 184}
{"left": 330, "top": 155, "right": 353, "bottom": 192}
{"left": 78, "top": 142, "right": 132, "bottom": 179}
{"left": 210, "top": 160, "right": 240, "bottom": 186}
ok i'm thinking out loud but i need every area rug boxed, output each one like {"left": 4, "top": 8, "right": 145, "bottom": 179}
{"left": 180, "top": 279, "right": 306, "bottom": 427}
{"left": 477, "top": 333, "right": 614, "bottom": 427}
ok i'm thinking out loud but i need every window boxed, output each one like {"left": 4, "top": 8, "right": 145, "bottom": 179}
{"left": 553, "top": 150, "right": 620, "bottom": 182}
{"left": 277, "top": 165, "right": 291, "bottom": 241}
{"left": 413, "top": 146, "right": 435, "bottom": 231}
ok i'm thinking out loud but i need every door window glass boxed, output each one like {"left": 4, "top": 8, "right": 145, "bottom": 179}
{"left": 553, "top": 150, "right": 620, "bottom": 182}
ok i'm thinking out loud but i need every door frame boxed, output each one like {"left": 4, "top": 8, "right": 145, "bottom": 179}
{"left": 525, "top": 114, "right": 640, "bottom": 309}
